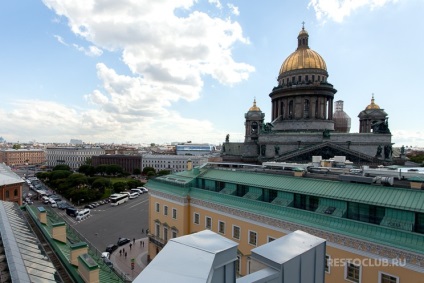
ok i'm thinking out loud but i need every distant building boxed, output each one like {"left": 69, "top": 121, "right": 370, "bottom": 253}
{"left": 142, "top": 154, "right": 208, "bottom": 173}
{"left": 92, "top": 154, "right": 142, "bottom": 174}
{"left": 145, "top": 163, "right": 424, "bottom": 282}
{"left": 176, "top": 143, "right": 216, "bottom": 156}
{"left": 46, "top": 147, "right": 105, "bottom": 169}
{"left": 0, "top": 149, "right": 45, "bottom": 166}
{"left": 70, "top": 139, "right": 83, "bottom": 145}
{"left": 0, "top": 163, "right": 24, "bottom": 205}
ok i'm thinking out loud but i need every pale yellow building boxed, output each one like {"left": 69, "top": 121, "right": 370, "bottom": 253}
{"left": 146, "top": 164, "right": 424, "bottom": 283}
{"left": 0, "top": 149, "right": 45, "bottom": 166}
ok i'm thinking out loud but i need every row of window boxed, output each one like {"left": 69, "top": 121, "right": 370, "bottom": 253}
{"left": 326, "top": 258, "right": 399, "bottom": 283}
{"left": 279, "top": 75, "right": 325, "bottom": 86}
{"left": 3, "top": 189, "right": 19, "bottom": 198}
{"left": 193, "top": 213, "right": 273, "bottom": 246}
{"left": 154, "top": 223, "right": 178, "bottom": 242}
{"left": 155, "top": 203, "right": 177, "bottom": 219}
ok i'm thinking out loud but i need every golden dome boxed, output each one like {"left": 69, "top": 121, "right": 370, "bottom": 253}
{"left": 365, "top": 94, "right": 380, "bottom": 110}
{"left": 279, "top": 27, "right": 327, "bottom": 75}
{"left": 249, "top": 99, "right": 261, "bottom": 111}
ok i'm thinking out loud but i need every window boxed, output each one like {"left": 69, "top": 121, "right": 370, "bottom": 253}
{"left": 206, "top": 217, "right": 212, "bottom": 229}
{"left": 5, "top": 191, "right": 9, "bottom": 199}
{"left": 172, "top": 231, "right": 177, "bottom": 238}
{"left": 155, "top": 223, "right": 160, "bottom": 237}
{"left": 248, "top": 230, "right": 257, "bottom": 246}
{"left": 163, "top": 227, "right": 168, "bottom": 242}
{"left": 236, "top": 256, "right": 241, "bottom": 274}
{"left": 164, "top": 205, "right": 168, "bottom": 216}
{"left": 172, "top": 208, "right": 177, "bottom": 219}
{"left": 233, "top": 226, "right": 240, "bottom": 240}
{"left": 379, "top": 272, "right": 398, "bottom": 283}
{"left": 345, "top": 262, "right": 360, "bottom": 283}
{"left": 218, "top": 221, "right": 225, "bottom": 234}
{"left": 194, "top": 213, "right": 200, "bottom": 224}
{"left": 155, "top": 203, "right": 160, "bottom": 213}
{"left": 325, "top": 255, "right": 330, "bottom": 273}
{"left": 14, "top": 189, "right": 18, "bottom": 197}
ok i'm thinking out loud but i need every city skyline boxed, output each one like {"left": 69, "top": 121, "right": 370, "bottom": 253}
{"left": 1, "top": 0, "right": 423, "bottom": 146}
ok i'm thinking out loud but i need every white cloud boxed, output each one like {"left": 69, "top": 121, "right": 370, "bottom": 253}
{"left": 23, "top": 0, "right": 254, "bottom": 143}
{"left": 308, "top": 0, "right": 398, "bottom": 22}
{"left": 53, "top": 34, "right": 68, "bottom": 46}
{"left": 209, "top": 0, "right": 222, "bottom": 9}
{"left": 73, "top": 44, "right": 103, "bottom": 56}
{"left": 227, "top": 4, "right": 240, "bottom": 16}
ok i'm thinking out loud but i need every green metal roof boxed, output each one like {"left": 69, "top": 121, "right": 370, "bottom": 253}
{"left": 199, "top": 169, "right": 424, "bottom": 213}
{"left": 186, "top": 187, "right": 424, "bottom": 255}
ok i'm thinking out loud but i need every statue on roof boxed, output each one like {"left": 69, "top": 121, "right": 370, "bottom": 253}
{"left": 225, "top": 134, "right": 230, "bottom": 143}
{"left": 371, "top": 118, "right": 391, "bottom": 134}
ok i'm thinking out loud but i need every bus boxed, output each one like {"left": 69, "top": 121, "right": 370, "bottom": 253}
{"left": 110, "top": 193, "right": 129, "bottom": 206}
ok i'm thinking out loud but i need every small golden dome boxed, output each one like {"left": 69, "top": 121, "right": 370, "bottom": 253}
{"left": 365, "top": 94, "right": 380, "bottom": 110}
{"left": 249, "top": 99, "right": 261, "bottom": 111}
{"left": 279, "top": 26, "right": 327, "bottom": 75}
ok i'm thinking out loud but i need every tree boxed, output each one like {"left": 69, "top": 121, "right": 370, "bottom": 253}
{"left": 92, "top": 178, "right": 111, "bottom": 195}
{"left": 50, "top": 170, "right": 73, "bottom": 181}
{"left": 133, "top": 168, "right": 141, "bottom": 175}
{"left": 12, "top": 144, "right": 21, "bottom": 149}
{"left": 113, "top": 182, "right": 127, "bottom": 193}
{"left": 78, "top": 165, "right": 96, "bottom": 176}
{"left": 53, "top": 164, "right": 71, "bottom": 171}
{"left": 85, "top": 157, "right": 92, "bottom": 165}
{"left": 96, "top": 164, "right": 109, "bottom": 176}
{"left": 106, "top": 164, "right": 123, "bottom": 176}
{"left": 127, "top": 179, "right": 143, "bottom": 189}
{"left": 157, "top": 170, "right": 171, "bottom": 176}
{"left": 142, "top": 166, "right": 156, "bottom": 175}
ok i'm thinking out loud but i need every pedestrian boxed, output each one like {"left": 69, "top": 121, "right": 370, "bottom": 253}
{"left": 119, "top": 249, "right": 122, "bottom": 256}
{"left": 125, "top": 252, "right": 127, "bottom": 259}
{"left": 140, "top": 240, "right": 142, "bottom": 247}
{"left": 142, "top": 241, "right": 144, "bottom": 248}
{"left": 129, "top": 243, "right": 132, "bottom": 250}
{"left": 141, "top": 228, "right": 144, "bottom": 234}
{"left": 133, "top": 238, "right": 135, "bottom": 244}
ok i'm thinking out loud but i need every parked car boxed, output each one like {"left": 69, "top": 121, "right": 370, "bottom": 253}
{"left": 66, "top": 207, "right": 78, "bottom": 217}
{"left": 117, "top": 237, "right": 131, "bottom": 246}
{"left": 103, "top": 257, "right": 113, "bottom": 269}
{"left": 105, "top": 244, "right": 118, "bottom": 253}
{"left": 101, "top": 252, "right": 110, "bottom": 259}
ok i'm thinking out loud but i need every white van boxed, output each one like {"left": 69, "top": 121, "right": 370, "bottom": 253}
{"left": 131, "top": 188, "right": 143, "bottom": 194}
{"left": 76, "top": 209, "right": 90, "bottom": 221}
{"left": 129, "top": 192, "right": 139, "bottom": 199}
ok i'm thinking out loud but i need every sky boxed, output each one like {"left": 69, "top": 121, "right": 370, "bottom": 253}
{"left": 1, "top": 0, "right": 423, "bottom": 147}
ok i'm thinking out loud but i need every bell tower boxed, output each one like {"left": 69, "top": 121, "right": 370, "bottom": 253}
{"left": 245, "top": 99, "right": 265, "bottom": 142}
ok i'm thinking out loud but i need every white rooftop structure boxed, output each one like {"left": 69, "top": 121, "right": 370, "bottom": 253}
{"left": 136, "top": 230, "right": 326, "bottom": 283}
{"left": 135, "top": 229, "right": 238, "bottom": 283}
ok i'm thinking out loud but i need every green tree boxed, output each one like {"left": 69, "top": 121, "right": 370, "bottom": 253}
{"left": 96, "top": 164, "right": 108, "bottom": 176}
{"left": 12, "top": 144, "right": 21, "bottom": 149}
{"left": 142, "top": 166, "right": 156, "bottom": 175}
{"left": 85, "top": 157, "right": 92, "bottom": 165}
{"left": 106, "top": 164, "right": 123, "bottom": 176}
{"left": 78, "top": 165, "right": 96, "bottom": 176}
{"left": 133, "top": 168, "right": 141, "bottom": 175}
{"left": 92, "top": 178, "right": 111, "bottom": 195}
{"left": 113, "top": 181, "right": 127, "bottom": 193}
{"left": 50, "top": 170, "right": 73, "bottom": 181}
{"left": 157, "top": 170, "right": 171, "bottom": 176}
{"left": 53, "top": 164, "right": 71, "bottom": 171}
{"left": 147, "top": 171, "right": 156, "bottom": 178}
{"left": 127, "top": 179, "right": 143, "bottom": 189}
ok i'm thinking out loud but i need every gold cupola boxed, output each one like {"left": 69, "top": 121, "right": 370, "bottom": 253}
{"left": 249, "top": 99, "right": 261, "bottom": 111}
{"left": 279, "top": 25, "right": 327, "bottom": 75}
{"left": 365, "top": 94, "right": 380, "bottom": 110}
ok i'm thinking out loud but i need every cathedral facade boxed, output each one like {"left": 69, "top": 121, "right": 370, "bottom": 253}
{"left": 222, "top": 26, "right": 393, "bottom": 165}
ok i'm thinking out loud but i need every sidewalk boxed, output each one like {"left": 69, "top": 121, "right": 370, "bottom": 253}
{"left": 111, "top": 237, "right": 149, "bottom": 281}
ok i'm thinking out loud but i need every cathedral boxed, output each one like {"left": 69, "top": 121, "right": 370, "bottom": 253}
{"left": 222, "top": 25, "right": 393, "bottom": 165}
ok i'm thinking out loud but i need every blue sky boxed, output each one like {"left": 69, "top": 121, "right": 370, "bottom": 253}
{"left": 1, "top": 0, "right": 423, "bottom": 147}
